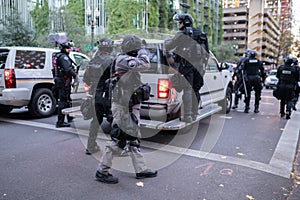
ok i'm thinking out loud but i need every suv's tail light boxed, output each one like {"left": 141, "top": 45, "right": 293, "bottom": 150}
{"left": 158, "top": 79, "right": 170, "bottom": 99}
{"left": 84, "top": 82, "right": 90, "bottom": 92}
{"left": 4, "top": 69, "right": 16, "bottom": 88}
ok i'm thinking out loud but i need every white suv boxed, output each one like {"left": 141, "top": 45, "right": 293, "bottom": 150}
{"left": 0, "top": 46, "right": 89, "bottom": 118}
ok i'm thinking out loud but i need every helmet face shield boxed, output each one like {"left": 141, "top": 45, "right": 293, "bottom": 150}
{"left": 284, "top": 56, "right": 295, "bottom": 65}
{"left": 59, "top": 41, "right": 73, "bottom": 49}
{"left": 173, "top": 14, "right": 180, "bottom": 22}
{"left": 174, "top": 13, "right": 193, "bottom": 27}
{"left": 97, "top": 37, "right": 114, "bottom": 53}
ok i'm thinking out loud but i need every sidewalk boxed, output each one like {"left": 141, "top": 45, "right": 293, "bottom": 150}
{"left": 287, "top": 103, "right": 300, "bottom": 199}
{"left": 288, "top": 137, "right": 300, "bottom": 199}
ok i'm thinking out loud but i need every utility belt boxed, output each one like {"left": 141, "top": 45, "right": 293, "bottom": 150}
{"left": 112, "top": 84, "right": 151, "bottom": 105}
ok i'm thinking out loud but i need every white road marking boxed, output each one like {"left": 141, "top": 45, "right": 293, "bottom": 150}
{"left": 0, "top": 102, "right": 299, "bottom": 178}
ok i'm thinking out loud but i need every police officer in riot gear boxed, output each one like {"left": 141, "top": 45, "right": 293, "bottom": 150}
{"left": 242, "top": 50, "right": 265, "bottom": 113}
{"left": 54, "top": 41, "right": 78, "bottom": 128}
{"left": 232, "top": 50, "right": 251, "bottom": 109}
{"left": 83, "top": 37, "right": 114, "bottom": 155}
{"left": 165, "top": 13, "right": 209, "bottom": 122}
{"left": 291, "top": 58, "right": 300, "bottom": 110}
{"left": 276, "top": 56, "right": 299, "bottom": 119}
{"left": 95, "top": 34, "right": 157, "bottom": 184}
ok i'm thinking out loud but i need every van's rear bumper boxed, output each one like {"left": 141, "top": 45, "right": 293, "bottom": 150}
{"left": 0, "top": 88, "right": 30, "bottom": 106}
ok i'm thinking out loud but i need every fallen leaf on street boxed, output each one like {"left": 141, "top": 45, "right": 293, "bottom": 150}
{"left": 136, "top": 182, "right": 144, "bottom": 187}
{"left": 246, "top": 194, "right": 254, "bottom": 200}
{"left": 237, "top": 152, "right": 245, "bottom": 156}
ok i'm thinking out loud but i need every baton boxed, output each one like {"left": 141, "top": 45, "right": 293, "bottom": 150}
{"left": 241, "top": 70, "right": 248, "bottom": 98}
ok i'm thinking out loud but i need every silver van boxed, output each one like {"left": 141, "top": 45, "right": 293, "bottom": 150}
{"left": 0, "top": 46, "right": 89, "bottom": 118}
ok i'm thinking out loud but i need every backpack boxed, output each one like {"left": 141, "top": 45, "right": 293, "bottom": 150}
{"left": 52, "top": 53, "right": 63, "bottom": 77}
{"left": 184, "top": 27, "right": 209, "bottom": 76}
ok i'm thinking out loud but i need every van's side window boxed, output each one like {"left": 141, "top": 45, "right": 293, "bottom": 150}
{"left": 15, "top": 50, "right": 46, "bottom": 69}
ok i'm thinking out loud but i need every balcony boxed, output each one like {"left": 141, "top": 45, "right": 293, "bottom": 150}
{"left": 223, "top": 24, "right": 248, "bottom": 30}
{"left": 223, "top": 32, "right": 247, "bottom": 38}
{"left": 223, "top": 15, "right": 248, "bottom": 22}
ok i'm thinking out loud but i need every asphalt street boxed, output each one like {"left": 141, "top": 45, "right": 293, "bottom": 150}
{"left": 0, "top": 89, "right": 299, "bottom": 200}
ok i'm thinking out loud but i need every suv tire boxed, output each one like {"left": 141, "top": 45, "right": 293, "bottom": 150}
{"left": 28, "top": 88, "right": 56, "bottom": 118}
{"left": 218, "top": 87, "right": 232, "bottom": 114}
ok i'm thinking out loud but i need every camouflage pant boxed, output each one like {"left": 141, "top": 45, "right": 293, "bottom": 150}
{"left": 97, "top": 103, "right": 147, "bottom": 173}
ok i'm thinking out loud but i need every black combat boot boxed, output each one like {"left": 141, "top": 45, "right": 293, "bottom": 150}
{"left": 286, "top": 111, "right": 291, "bottom": 120}
{"left": 95, "top": 171, "right": 118, "bottom": 184}
{"left": 181, "top": 115, "right": 193, "bottom": 123}
{"left": 136, "top": 169, "right": 158, "bottom": 179}
{"left": 56, "top": 122, "right": 70, "bottom": 128}
{"left": 254, "top": 104, "right": 259, "bottom": 113}
{"left": 244, "top": 106, "right": 250, "bottom": 113}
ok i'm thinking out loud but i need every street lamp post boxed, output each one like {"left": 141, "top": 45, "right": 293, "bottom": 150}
{"left": 86, "top": 2, "right": 95, "bottom": 56}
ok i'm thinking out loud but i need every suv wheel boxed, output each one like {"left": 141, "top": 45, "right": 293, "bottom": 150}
{"left": 218, "top": 87, "right": 232, "bottom": 114}
{"left": 28, "top": 88, "right": 56, "bottom": 118}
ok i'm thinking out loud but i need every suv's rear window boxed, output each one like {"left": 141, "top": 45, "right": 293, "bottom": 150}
{"left": 141, "top": 47, "right": 169, "bottom": 74}
{"left": 15, "top": 50, "right": 46, "bottom": 69}
{"left": 0, "top": 50, "right": 9, "bottom": 69}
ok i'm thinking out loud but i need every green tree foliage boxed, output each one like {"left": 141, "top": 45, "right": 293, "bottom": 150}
{"left": 148, "top": 0, "right": 159, "bottom": 30}
{"left": 0, "top": 9, "right": 36, "bottom": 46}
{"left": 63, "top": 0, "right": 87, "bottom": 51}
{"left": 105, "top": 0, "right": 143, "bottom": 34}
{"left": 167, "top": 0, "right": 175, "bottom": 30}
{"left": 30, "top": 0, "right": 50, "bottom": 35}
{"left": 158, "top": 0, "right": 169, "bottom": 30}
{"left": 211, "top": 43, "right": 239, "bottom": 63}
{"left": 276, "top": 30, "right": 294, "bottom": 65}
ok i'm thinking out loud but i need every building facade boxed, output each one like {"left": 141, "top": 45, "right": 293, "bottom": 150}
{"left": 223, "top": 0, "right": 282, "bottom": 68}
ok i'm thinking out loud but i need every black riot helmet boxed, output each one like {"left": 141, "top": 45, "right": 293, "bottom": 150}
{"left": 59, "top": 41, "right": 74, "bottom": 50}
{"left": 293, "top": 57, "right": 298, "bottom": 66}
{"left": 249, "top": 50, "right": 257, "bottom": 58}
{"left": 121, "top": 34, "right": 145, "bottom": 56}
{"left": 284, "top": 56, "right": 294, "bottom": 65}
{"left": 97, "top": 37, "right": 114, "bottom": 53}
{"left": 173, "top": 13, "right": 193, "bottom": 28}
{"left": 244, "top": 49, "right": 252, "bottom": 57}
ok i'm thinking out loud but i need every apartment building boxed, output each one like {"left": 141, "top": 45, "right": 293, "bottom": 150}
{"left": 223, "top": 0, "right": 281, "bottom": 68}
{"left": 0, "top": 0, "right": 33, "bottom": 29}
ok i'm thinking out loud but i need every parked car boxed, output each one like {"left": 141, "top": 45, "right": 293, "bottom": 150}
{"left": 0, "top": 46, "right": 90, "bottom": 118}
{"left": 264, "top": 69, "right": 278, "bottom": 89}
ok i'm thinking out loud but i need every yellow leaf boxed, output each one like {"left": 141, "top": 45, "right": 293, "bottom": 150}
{"left": 136, "top": 182, "right": 144, "bottom": 187}
{"left": 246, "top": 194, "right": 255, "bottom": 200}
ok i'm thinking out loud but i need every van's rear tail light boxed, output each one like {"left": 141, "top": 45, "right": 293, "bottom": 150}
{"left": 158, "top": 79, "right": 170, "bottom": 99}
{"left": 4, "top": 69, "right": 16, "bottom": 88}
